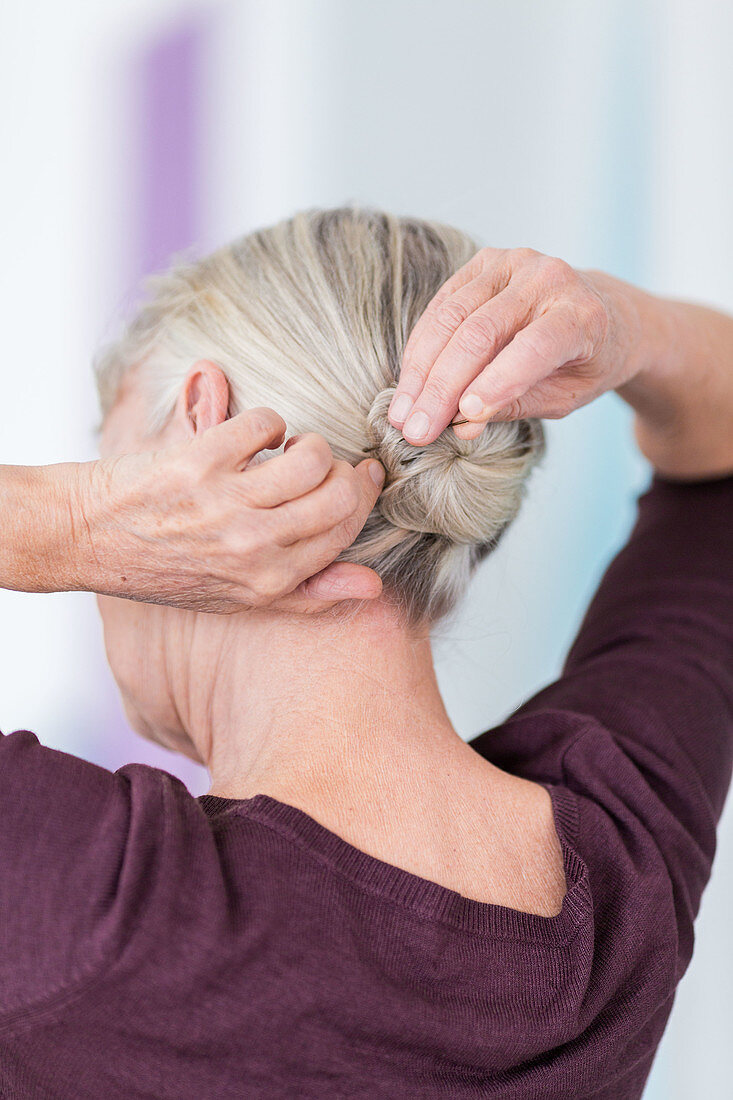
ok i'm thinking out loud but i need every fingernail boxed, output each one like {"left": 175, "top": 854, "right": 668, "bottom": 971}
{"left": 403, "top": 410, "right": 430, "bottom": 441}
{"left": 459, "top": 393, "right": 484, "bottom": 419}
{"left": 389, "top": 394, "right": 413, "bottom": 423}
{"left": 369, "top": 460, "right": 386, "bottom": 487}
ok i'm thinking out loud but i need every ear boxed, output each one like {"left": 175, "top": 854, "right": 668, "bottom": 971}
{"left": 176, "top": 361, "right": 230, "bottom": 436}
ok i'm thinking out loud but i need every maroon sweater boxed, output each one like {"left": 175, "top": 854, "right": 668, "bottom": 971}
{"left": 1, "top": 473, "right": 731, "bottom": 1099}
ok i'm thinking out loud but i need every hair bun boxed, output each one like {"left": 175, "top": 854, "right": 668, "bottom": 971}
{"left": 365, "top": 387, "right": 544, "bottom": 545}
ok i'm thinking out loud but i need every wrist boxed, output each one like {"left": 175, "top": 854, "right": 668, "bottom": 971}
{"left": 0, "top": 463, "right": 90, "bottom": 593}
{"left": 591, "top": 279, "right": 733, "bottom": 478}
{"left": 39, "top": 461, "right": 106, "bottom": 592}
{"left": 584, "top": 270, "right": 664, "bottom": 386}
{"left": 64, "top": 459, "right": 110, "bottom": 592}
{"left": 585, "top": 270, "right": 682, "bottom": 429}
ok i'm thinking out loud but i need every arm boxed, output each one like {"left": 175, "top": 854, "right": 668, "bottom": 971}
{"left": 395, "top": 247, "right": 732, "bottom": 983}
{"left": 0, "top": 727, "right": 226, "bottom": 1022}
{"left": 487, "top": 469, "right": 733, "bottom": 985}
{"left": 0, "top": 462, "right": 95, "bottom": 594}
{"left": 589, "top": 270, "right": 733, "bottom": 479}
{"left": 0, "top": 409, "right": 385, "bottom": 613}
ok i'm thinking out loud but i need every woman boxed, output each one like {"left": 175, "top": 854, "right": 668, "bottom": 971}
{"left": 1, "top": 206, "right": 731, "bottom": 1099}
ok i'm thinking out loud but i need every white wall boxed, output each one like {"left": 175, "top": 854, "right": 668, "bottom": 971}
{"left": 0, "top": 2, "right": 729, "bottom": 1094}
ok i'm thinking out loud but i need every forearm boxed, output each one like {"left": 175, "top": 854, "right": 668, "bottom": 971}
{"left": 589, "top": 271, "right": 733, "bottom": 479}
{"left": 0, "top": 463, "right": 96, "bottom": 593}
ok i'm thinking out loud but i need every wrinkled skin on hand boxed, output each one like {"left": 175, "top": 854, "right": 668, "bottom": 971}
{"left": 388, "top": 246, "right": 642, "bottom": 445}
{"left": 78, "top": 391, "right": 386, "bottom": 615}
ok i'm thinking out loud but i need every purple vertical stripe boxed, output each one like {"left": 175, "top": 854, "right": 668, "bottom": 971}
{"left": 134, "top": 17, "right": 206, "bottom": 283}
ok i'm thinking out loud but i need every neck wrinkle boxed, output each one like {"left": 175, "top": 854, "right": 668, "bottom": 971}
{"left": 167, "top": 600, "right": 464, "bottom": 806}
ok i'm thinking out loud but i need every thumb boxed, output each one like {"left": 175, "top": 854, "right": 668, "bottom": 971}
{"left": 272, "top": 562, "right": 384, "bottom": 614}
{"left": 301, "top": 561, "right": 384, "bottom": 602}
{"left": 354, "top": 456, "right": 386, "bottom": 518}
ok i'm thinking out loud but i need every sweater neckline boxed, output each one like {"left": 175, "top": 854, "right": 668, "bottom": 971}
{"left": 196, "top": 783, "right": 589, "bottom": 945}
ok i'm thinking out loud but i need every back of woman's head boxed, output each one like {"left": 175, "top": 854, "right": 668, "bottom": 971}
{"left": 96, "top": 205, "right": 545, "bottom": 626}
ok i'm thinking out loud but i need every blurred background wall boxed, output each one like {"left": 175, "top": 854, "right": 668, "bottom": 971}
{"left": 1, "top": 1, "right": 730, "bottom": 1095}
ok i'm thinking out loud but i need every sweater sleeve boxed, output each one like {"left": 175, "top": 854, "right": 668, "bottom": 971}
{"left": 474, "top": 472, "right": 733, "bottom": 982}
{"left": 0, "top": 732, "right": 222, "bottom": 1023}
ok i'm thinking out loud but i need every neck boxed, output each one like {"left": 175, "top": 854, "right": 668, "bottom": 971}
{"left": 166, "top": 601, "right": 485, "bottom": 822}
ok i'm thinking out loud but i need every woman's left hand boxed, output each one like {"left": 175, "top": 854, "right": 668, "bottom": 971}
{"left": 388, "top": 246, "right": 643, "bottom": 445}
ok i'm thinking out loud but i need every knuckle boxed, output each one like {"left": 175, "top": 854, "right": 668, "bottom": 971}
{"left": 240, "top": 482, "right": 271, "bottom": 512}
{"left": 510, "top": 246, "right": 539, "bottom": 264}
{"left": 330, "top": 473, "right": 360, "bottom": 517}
{"left": 585, "top": 296, "right": 610, "bottom": 345}
{"left": 422, "top": 372, "right": 458, "bottom": 410}
{"left": 456, "top": 315, "right": 500, "bottom": 358}
{"left": 515, "top": 325, "right": 558, "bottom": 363}
{"left": 544, "top": 397, "right": 576, "bottom": 419}
{"left": 434, "top": 298, "right": 471, "bottom": 334}
{"left": 178, "top": 449, "right": 208, "bottom": 489}
{"left": 576, "top": 336, "right": 597, "bottom": 363}
{"left": 475, "top": 246, "right": 508, "bottom": 275}
{"left": 563, "top": 311, "right": 595, "bottom": 362}
{"left": 495, "top": 381, "right": 527, "bottom": 407}
{"left": 254, "top": 569, "right": 286, "bottom": 604}
{"left": 237, "top": 472, "right": 265, "bottom": 506}
{"left": 245, "top": 407, "right": 280, "bottom": 437}
{"left": 333, "top": 512, "right": 361, "bottom": 547}
{"left": 542, "top": 254, "right": 574, "bottom": 282}
{"left": 259, "top": 510, "right": 285, "bottom": 545}
{"left": 299, "top": 431, "right": 332, "bottom": 459}
{"left": 498, "top": 398, "right": 526, "bottom": 421}
{"left": 239, "top": 469, "right": 277, "bottom": 509}
{"left": 423, "top": 286, "right": 451, "bottom": 317}
{"left": 297, "top": 434, "right": 333, "bottom": 479}
{"left": 237, "top": 523, "right": 268, "bottom": 556}
{"left": 250, "top": 582, "right": 274, "bottom": 608}
{"left": 396, "top": 370, "right": 425, "bottom": 397}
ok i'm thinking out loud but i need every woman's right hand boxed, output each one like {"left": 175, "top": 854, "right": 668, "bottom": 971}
{"left": 388, "top": 247, "right": 644, "bottom": 445}
{"left": 74, "top": 410, "right": 387, "bottom": 614}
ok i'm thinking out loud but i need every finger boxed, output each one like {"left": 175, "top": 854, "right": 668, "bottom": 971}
{"left": 455, "top": 308, "right": 589, "bottom": 426}
{"left": 400, "top": 256, "right": 512, "bottom": 384}
{"left": 241, "top": 433, "right": 333, "bottom": 507}
{"left": 391, "top": 271, "right": 514, "bottom": 428}
{"left": 272, "top": 562, "right": 384, "bottom": 613}
{"left": 399, "top": 256, "right": 488, "bottom": 369}
{"left": 397, "top": 282, "right": 533, "bottom": 445}
{"left": 451, "top": 370, "right": 590, "bottom": 438}
{"left": 199, "top": 407, "right": 288, "bottom": 469}
{"left": 400, "top": 247, "right": 508, "bottom": 376}
{"left": 390, "top": 250, "right": 509, "bottom": 427}
{"left": 274, "top": 458, "right": 384, "bottom": 544}
{"left": 301, "top": 561, "right": 383, "bottom": 600}
{"left": 467, "top": 369, "right": 600, "bottom": 426}
{"left": 273, "top": 531, "right": 384, "bottom": 608}
{"left": 451, "top": 403, "right": 528, "bottom": 438}
{"left": 452, "top": 418, "right": 490, "bottom": 440}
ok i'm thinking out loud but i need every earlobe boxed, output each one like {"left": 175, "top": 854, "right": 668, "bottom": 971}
{"left": 182, "top": 360, "right": 230, "bottom": 435}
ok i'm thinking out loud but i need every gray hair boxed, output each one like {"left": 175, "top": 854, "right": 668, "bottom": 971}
{"left": 95, "top": 205, "right": 545, "bottom": 625}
